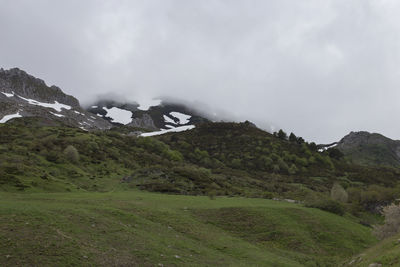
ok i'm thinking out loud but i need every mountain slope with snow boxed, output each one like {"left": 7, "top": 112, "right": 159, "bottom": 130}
{"left": 0, "top": 68, "right": 111, "bottom": 130}
{"left": 86, "top": 99, "right": 209, "bottom": 132}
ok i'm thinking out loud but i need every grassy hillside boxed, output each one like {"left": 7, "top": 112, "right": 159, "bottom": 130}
{"left": 1, "top": 118, "right": 400, "bottom": 218}
{"left": 3, "top": 118, "right": 400, "bottom": 265}
{"left": 0, "top": 191, "right": 376, "bottom": 266}
{"left": 348, "top": 233, "right": 400, "bottom": 266}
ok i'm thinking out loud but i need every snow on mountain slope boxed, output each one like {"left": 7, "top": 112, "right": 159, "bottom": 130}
{"left": 0, "top": 68, "right": 111, "bottom": 130}
{"left": 1, "top": 91, "right": 13, "bottom": 97}
{"left": 140, "top": 125, "right": 195, "bottom": 137}
{"left": 169, "top": 112, "right": 191, "bottom": 124}
{"left": 163, "top": 115, "right": 176, "bottom": 124}
{"left": 0, "top": 112, "right": 22, "bottom": 123}
{"left": 137, "top": 99, "right": 162, "bottom": 111}
{"left": 87, "top": 99, "right": 209, "bottom": 132}
{"left": 16, "top": 95, "right": 72, "bottom": 112}
{"left": 102, "top": 107, "right": 133, "bottom": 124}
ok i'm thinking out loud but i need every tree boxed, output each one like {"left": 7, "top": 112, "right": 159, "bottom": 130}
{"left": 374, "top": 204, "right": 400, "bottom": 240}
{"left": 64, "top": 145, "right": 79, "bottom": 163}
{"left": 330, "top": 183, "right": 348, "bottom": 203}
{"left": 289, "top": 132, "right": 297, "bottom": 143}
{"left": 296, "top": 137, "right": 305, "bottom": 145}
{"left": 289, "top": 164, "right": 298, "bottom": 175}
{"left": 231, "top": 158, "right": 242, "bottom": 169}
{"left": 327, "top": 148, "right": 344, "bottom": 160}
{"left": 277, "top": 129, "right": 288, "bottom": 140}
{"left": 308, "top": 142, "right": 318, "bottom": 151}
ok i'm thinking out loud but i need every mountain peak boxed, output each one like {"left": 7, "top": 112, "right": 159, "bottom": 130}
{"left": 0, "top": 67, "right": 111, "bottom": 130}
{"left": 336, "top": 131, "right": 400, "bottom": 167}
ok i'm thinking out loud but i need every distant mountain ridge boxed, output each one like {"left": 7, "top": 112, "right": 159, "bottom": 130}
{"left": 335, "top": 131, "right": 400, "bottom": 168}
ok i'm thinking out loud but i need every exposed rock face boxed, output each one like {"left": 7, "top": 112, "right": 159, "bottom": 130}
{"left": 0, "top": 68, "right": 79, "bottom": 106}
{"left": 127, "top": 114, "right": 157, "bottom": 130}
{"left": 0, "top": 68, "right": 111, "bottom": 130}
{"left": 336, "top": 131, "right": 400, "bottom": 167}
{"left": 337, "top": 131, "right": 393, "bottom": 149}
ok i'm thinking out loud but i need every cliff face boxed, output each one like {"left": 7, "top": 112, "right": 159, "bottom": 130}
{"left": 0, "top": 68, "right": 80, "bottom": 107}
{"left": 0, "top": 68, "right": 111, "bottom": 130}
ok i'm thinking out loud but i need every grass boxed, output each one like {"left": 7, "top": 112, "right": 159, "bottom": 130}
{"left": 348, "top": 233, "right": 400, "bottom": 266}
{"left": 0, "top": 190, "right": 376, "bottom": 266}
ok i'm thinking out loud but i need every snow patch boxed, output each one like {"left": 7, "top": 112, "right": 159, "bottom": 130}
{"left": 0, "top": 112, "right": 22, "bottom": 123}
{"left": 170, "top": 112, "right": 191, "bottom": 124}
{"left": 137, "top": 99, "right": 161, "bottom": 111}
{"left": 17, "top": 95, "right": 71, "bottom": 112}
{"left": 1, "top": 91, "right": 14, "bottom": 98}
{"left": 140, "top": 125, "right": 195, "bottom": 137}
{"left": 103, "top": 107, "right": 132, "bottom": 124}
{"left": 91, "top": 105, "right": 98, "bottom": 108}
{"left": 163, "top": 115, "right": 176, "bottom": 124}
{"left": 74, "top": 110, "right": 84, "bottom": 115}
{"left": 49, "top": 112, "right": 65, "bottom": 118}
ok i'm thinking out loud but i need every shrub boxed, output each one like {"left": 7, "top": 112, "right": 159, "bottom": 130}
{"left": 306, "top": 199, "right": 345, "bottom": 216}
{"left": 64, "top": 145, "right": 79, "bottom": 163}
{"left": 272, "top": 164, "right": 280, "bottom": 173}
{"left": 288, "top": 164, "right": 298, "bottom": 175}
{"left": 231, "top": 158, "right": 242, "bottom": 169}
{"left": 163, "top": 149, "right": 183, "bottom": 162}
{"left": 330, "top": 183, "right": 348, "bottom": 203}
{"left": 373, "top": 204, "right": 400, "bottom": 240}
{"left": 278, "top": 159, "right": 289, "bottom": 173}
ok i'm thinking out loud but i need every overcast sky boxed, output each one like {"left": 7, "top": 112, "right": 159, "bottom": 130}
{"left": 1, "top": 0, "right": 399, "bottom": 143}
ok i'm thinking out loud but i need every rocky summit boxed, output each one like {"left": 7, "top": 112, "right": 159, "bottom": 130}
{"left": 0, "top": 68, "right": 110, "bottom": 130}
{"left": 336, "top": 131, "right": 400, "bottom": 167}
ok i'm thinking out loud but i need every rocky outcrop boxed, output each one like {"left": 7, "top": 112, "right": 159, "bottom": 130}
{"left": 336, "top": 131, "right": 400, "bottom": 167}
{"left": 0, "top": 67, "right": 111, "bottom": 130}
{"left": 127, "top": 114, "right": 157, "bottom": 130}
{"left": 0, "top": 68, "right": 79, "bottom": 107}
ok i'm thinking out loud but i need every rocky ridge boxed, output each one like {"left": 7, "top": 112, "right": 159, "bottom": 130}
{"left": 0, "top": 68, "right": 111, "bottom": 130}
{"left": 335, "top": 131, "right": 400, "bottom": 167}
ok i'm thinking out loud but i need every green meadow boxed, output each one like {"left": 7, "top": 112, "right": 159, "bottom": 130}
{"left": 0, "top": 191, "right": 376, "bottom": 266}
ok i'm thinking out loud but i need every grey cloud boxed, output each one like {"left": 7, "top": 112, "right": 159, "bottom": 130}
{"left": 1, "top": 0, "right": 399, "bottom": 143}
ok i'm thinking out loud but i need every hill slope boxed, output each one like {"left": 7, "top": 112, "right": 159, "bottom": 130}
{"left": 0, "top": 191, "right": 376, "bottom": 266}
{"left": 349, "top": 233, "right": 400, "bottom": 266}
{"left": 336, "top": 131, "right": 400, "bottom": 168}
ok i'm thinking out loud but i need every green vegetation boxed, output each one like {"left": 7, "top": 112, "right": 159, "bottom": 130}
{"left": 349, "top": 233, "right": 400, "bottom": 266}
{"left": 2, "top": 118, "right": 400, "bottom": 265}
{"left": 1, "top": 118, "right": 400, "bottom": 218}
{"left": 0, "top": 191, "right": 376, "bottom": 266}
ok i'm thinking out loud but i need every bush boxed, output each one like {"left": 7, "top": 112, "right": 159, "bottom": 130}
{"left": 306, "top": 199, "right": 345, "bottom": 216}
{"left": 288, "top": 164, "right": 298, "bottom": 175}
{"left": 64, "top": 145, "right": 79, "bottom": 163}
{"left": 330, "top": 183, "right": 348, "bottom": 203}
{"left": 373, "top": 204, "right": 400, "bottom": 240}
